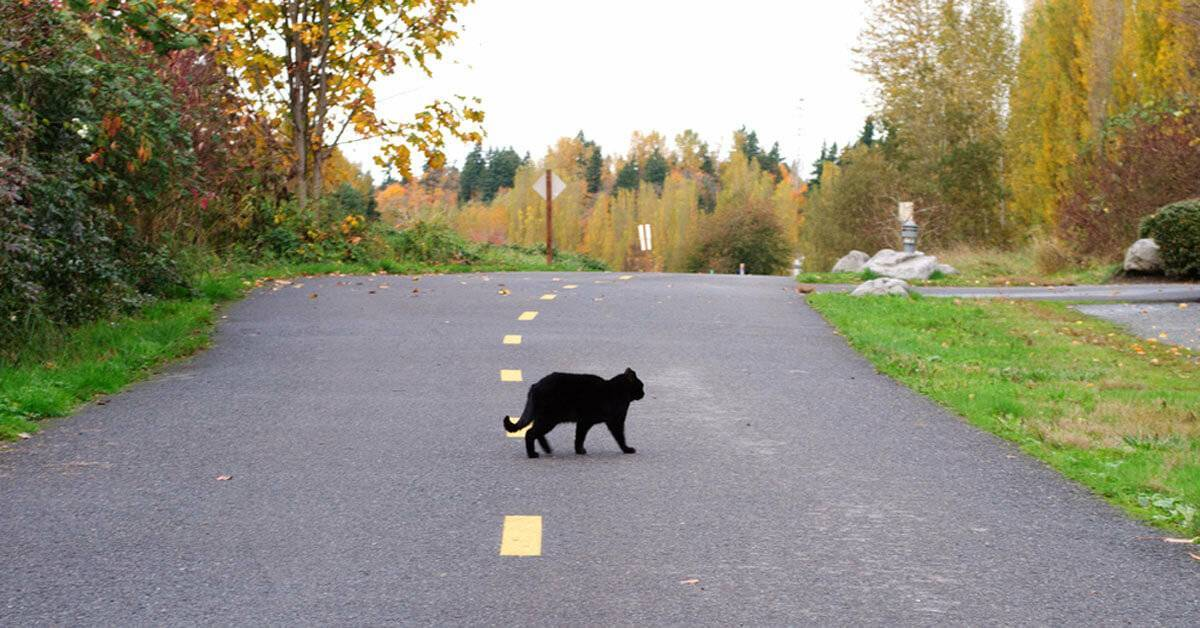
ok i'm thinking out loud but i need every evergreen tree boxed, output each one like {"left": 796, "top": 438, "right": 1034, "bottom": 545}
{"left": 642, "top": 149, "right": 668, "bottom": 187}
{"left": 699, "top": 142, "right": 716, "bottom": 176}
{"left": 615, "top": 158, "right": 640, "bottom": 191}
{"left": 857, "top": 118, "right": 876, "bottom": 146}
{"left": 482, "top": 148, "right": 521, "bottom": 203}
{"left": 759, "top": 142, "right": 783, "bottom": 179}
{"left": 459, "top": 144, "right": 485, "bottom": 203}
{"left": 585, "top": 144, "right": 604, "bottom": 194}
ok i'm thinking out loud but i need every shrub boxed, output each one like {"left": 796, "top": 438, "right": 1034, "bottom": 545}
{"left": 387, "top": 222, "right": 482, "bottom": 265}
{"left": 687, "top": 207, "right": 791, "bottom": 274}
{"left": 1059, "top": 103, "right": 1200, "bottom": 260}
{"left": 1139, "top": 200, "right": 1200, "bottom": 278}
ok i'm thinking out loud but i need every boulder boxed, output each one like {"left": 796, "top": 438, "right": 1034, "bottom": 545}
{"left": 865, "top": 249, "right": 940, "bottom": 280}
{"left": 1123, "top": 238, "right": 1162, "bottom": 273}
{"left": 831, "top": 250, "right": 870, "bottom": 273}
{"left": 934, "top": 263, "right": 959, "bottom": 276}
{"left": 851, "top": 277, "right": 913, "bottom": 297}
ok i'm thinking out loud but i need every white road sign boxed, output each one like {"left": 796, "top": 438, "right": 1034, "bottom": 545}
{"left": 532, "top": 171, "right": 567, "bottom": 200}
{"left": 898, "top": 201, "right": 914, "bottom": 222}
{"left": 637, "top": 223, "right": 653, "bottom": 251}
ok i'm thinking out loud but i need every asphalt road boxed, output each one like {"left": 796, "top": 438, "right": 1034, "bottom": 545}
{"left": 2, "top": 272, "right": 1198, "bottom": 625}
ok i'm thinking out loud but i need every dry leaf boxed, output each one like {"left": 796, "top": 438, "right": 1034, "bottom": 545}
{"left": 1164, "top": 537, "right": 1196, "bottom": 544}
{"left": 215, "top": 475, "right": 232, "bottom": 481}
{"left": 379, "top": 284, "right": 390, "bottom": 289}
{"left": 309, "top": 293, "right": 318, "bottom": 299}
{"left": 1190, "top": 552, "right": 1200, "bottom": 561}
{"left": 795, "top": 285, "right": 814, "bottom": 294}
{"left": 368, "top": 290, "right": 376, "bottom": 294}
{"left": 680, "top": 578, "right": 700, "bottom": 585}
{"left": 412, "top": 288, "right": 420, "bottom": 294}
{"left": 498, "top": 288, "right": 511, "bottom": 295}
{"left": 17, "top": 432, "right": 32, "bottom": 440}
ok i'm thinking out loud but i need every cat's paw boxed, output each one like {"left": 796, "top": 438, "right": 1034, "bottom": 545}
{"left": 622, "top": 447, "right": 637, "bottom": 454}
{"left": 575, "top": 448, "right": 587, "bottom": 455}
{"left": 527, "top": 452, "right": 540, "bottom": 459}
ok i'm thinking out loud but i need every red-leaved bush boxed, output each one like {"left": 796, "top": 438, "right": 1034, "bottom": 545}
{"left": 1058, "top": 102, "right": 1200, "bottom": 260}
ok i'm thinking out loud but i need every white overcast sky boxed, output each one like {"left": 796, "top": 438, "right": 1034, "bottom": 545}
{"left": 343, "top": 0, "right": 1027, "bottom": 180}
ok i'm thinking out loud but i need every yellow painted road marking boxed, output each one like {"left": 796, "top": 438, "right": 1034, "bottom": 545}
{"left": 505, "top": 416, "right": 530, "bottom": 437}
{"left": 518, "top": 311, "right": 538, "bottom": 321}
{"left": 563, "top": 285, "right": 577, "bottom": 289}
{"left": 619, "top": 275, "right": 633, "bottom": 280}
{"left": 500, "top": 369, "right": 523, "bottom": 382}
{"left": 540, "top": 294, "right": 556, "bottom": 300}
{"left": 503, "top": 334, "right": 522, "bottom": 345}
{"left": 500, "top": 515, "right": 542, "bottom": 556}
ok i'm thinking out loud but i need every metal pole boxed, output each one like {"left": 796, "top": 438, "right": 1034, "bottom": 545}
{"left": 545, "top": 168, "right": 553, "bottom": 265}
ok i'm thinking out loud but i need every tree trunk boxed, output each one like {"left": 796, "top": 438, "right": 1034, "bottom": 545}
{"left": 310, "top": 0, "right": 332, "bottom": 200}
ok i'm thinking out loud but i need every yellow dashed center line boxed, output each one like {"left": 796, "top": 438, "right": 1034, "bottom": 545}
{"left": 518, "top": 311, "right": 538, "bottom": 321}
{"left": 540, "top": 294, "right": 556, "bottom": 301}
{"left": 505, "top": 416, "right": 530, "bottom": 437}
{"left": 563, "top": 285, "right": 577, "bottom": 289}
{"left": 499, "top": 515, "right": 542, "bottom": 556}
{"left": 503, "top": 334, "right": 522, "bottom": 345}
{"left": 500, "top": 369, "right": 523, "bottom": 382}
{"left": 619, "top": 275, "right": 633, "bottom": 280}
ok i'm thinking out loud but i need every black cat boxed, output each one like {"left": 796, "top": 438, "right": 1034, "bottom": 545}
{"left": 504, "top": 368, "right": 645, "bottom": 458}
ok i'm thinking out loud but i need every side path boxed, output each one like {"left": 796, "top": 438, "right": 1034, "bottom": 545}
{"left": 0, "top": 272, "right": 1196, "bottom": 624}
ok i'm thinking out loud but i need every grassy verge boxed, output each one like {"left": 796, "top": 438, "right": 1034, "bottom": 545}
{"left": 1, "top": 246, "right": 602, "bottom": 442}
{"left": 797, "top": 246, "right": 1120, "bottom": 287}
{"left": 807, "top": 293, "right": 1200, "bottom": 536}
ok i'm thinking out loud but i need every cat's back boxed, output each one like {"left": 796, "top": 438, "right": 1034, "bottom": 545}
{"left": 533, "top": 372, "right": 606, "bottom": 394}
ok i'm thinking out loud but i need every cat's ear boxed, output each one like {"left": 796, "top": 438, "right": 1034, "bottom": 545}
{"left": 624, "top": 367, "right": 636, "bottom": 379}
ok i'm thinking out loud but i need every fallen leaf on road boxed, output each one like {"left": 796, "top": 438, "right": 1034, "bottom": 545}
{"left": 309, "top": 293, "right": 318, "bottom": 299}
{"left": 1190, "top": 553, "right": 1200, "bottom": 561}
{"left": 1164, "top": 537, "right": 1196, "bottom": 544}
{"left": 498, "top": 287, "right": 511, "bottom": 295}
{"left": 368, "top": 290, "right": 376, "bottom": 294}
{"left": 680, "top": 578, "right": 700, "bottom": 585}
{"left": 412, "top": 276, "right": 420, "bottom": 282}
{"left": 412, "top": 288, "right": 420, "bottom": 295}
{"left": 378, "top": 284, "right": 389, "bottom": 289}
{"left": 17, "top": 432, "right": 31, "bottom": 440}
{"left": 795, "top": 285, "right": 814, "bottom": 294}
{"left": 1180, "top": 303, "right": 1189, "bottom": 309}
{"left": 216, "top": 475, "right": 232, "bottom": 481}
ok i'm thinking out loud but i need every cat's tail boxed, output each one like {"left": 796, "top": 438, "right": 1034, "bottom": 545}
{"left": 504, "top": 390, "right": 535, "bottom": 433}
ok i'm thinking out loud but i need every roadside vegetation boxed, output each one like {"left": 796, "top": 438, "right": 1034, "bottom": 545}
{"left": 0, "top": 227, "right": 603, "bottom": 441}
{"left": 808, "top": 293, "right": 1200, "bottom": 536}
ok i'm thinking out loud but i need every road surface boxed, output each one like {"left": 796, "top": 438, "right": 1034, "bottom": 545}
{"left": 2, "top": 272, "right": 1197, "bottom": 624}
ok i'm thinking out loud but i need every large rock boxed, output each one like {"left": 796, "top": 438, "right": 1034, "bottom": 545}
{"left": 831, "top": 250, "right": 870, "bottom": 273}
{"left": 1123, "top": 238, "right": 1162, "bottom": 273}
{"left": 851, "top": 277, "right": 913, "bottom": 297}
{"left": 865, "top": 249, "right": 940, "bottom": 280}
{"left": 934, "top": 263, "right": 959, "bottom": 276}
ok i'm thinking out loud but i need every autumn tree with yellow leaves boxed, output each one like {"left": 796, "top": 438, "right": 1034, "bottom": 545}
{"left": 193, "top": 0, "right": 484, "bottom": 208}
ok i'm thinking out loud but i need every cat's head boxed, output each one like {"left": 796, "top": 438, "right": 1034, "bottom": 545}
{"left": 623, "top": 367, "right": 645, "bottom": 401}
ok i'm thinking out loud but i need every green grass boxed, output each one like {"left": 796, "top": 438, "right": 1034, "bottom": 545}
{"left": 1, "top": 247, "right": 602, "bottom": 442}
{"left": 807, "top": 293, "right": 1200, "bottom": 536}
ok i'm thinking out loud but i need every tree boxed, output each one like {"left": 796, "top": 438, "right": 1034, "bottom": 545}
{"left": 459, "top": 144, "right": 485, "bottom": 203}
{"left": 857, "top": 0, "right": 1015, "bottom": 245}
{"left": 686, "top": 207, "right": 792, "bottom": 275}
{"left": 858, "top": 117, "right": 877, "bottom": 146}
{"left": 482, "top": 148, "right": 521, "bottom": 203}
{"left": 585, "top": 144, "right": 604, "bottom": 194}
{"left": 615, "top": 159, "right": 640, "bottom": 191}
{"left": 194, "top": 0, "right": 485, "bottom": 209}
{"left": 642, "top": 149, "right": 668, "bottom": 187}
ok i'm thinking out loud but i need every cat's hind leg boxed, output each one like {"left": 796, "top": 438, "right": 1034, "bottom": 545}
{"left": 524, "top": 429, "right": 540, "bottom": 458}
{"left": 574, "top": 422, "right": 593, "bottom": 455}
{"left": 537, "top": 433, "right": 553, "bottom": 454}
{"left": 606, "top": 420, "right": 636, "bottom": 454}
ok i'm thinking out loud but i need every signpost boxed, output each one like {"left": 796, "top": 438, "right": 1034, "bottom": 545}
{"left": 636, "top": 223, "right": 653, "bottom": 252}
{"left": 532, "top": 169, "right": 566, "bottom": 264}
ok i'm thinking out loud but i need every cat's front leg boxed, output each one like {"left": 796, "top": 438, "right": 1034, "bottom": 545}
{"left": 606, "top": 420, "right": 636, "bottom": 454}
